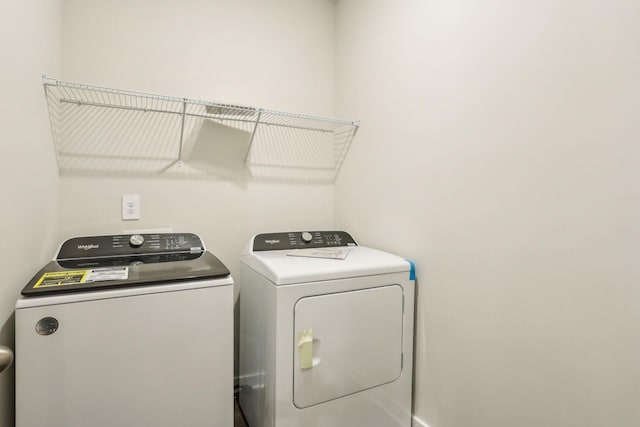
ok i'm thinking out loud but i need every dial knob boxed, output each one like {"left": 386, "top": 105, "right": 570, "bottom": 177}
{"left": 129, "top": 234, "right": 145, "bottom": 247}
{"left": 301, "top": 232, "right": 313, "bottom": 243}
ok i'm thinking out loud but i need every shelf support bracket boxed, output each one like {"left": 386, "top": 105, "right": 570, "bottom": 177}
{"left": 244, "top": 109, "right": 262, "bottom": 164}
{"left": 177, "top": 99, "right": 187, "bottom": 164}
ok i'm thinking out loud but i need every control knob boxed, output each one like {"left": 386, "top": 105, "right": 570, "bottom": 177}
{"left": 129, "top": 234, "right": 145, "bottom": 247}
{"left": 301, "top": 232, "right": 313, "bottom": 243}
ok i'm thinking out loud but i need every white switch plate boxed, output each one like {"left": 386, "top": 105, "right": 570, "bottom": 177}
{"left": 122, "top": 194, "right": 140, "bottom": 220}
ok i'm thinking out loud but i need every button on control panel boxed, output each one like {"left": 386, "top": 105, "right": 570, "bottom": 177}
{"left": 129, "top": 234, "right": 145, "bottom": 247}
{"left": 253, "top": 231, "right": 357, "bottom": 251}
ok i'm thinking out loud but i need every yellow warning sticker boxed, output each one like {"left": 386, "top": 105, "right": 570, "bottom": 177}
{"left": 33, "top": 270, "right": 89, "bottom": 288}
{"left": 32, "top": 268, "right": 129, "bottom": 289}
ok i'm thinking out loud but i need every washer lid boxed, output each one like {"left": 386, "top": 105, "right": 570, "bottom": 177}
{"left": 241, "top": 246, "right": 410, "bottom": 285}
{"left": 22, "top": 251, "right": 230, "bottom": 296}
{"left": 22, "top": 233, "right": 231, "bottom": 296}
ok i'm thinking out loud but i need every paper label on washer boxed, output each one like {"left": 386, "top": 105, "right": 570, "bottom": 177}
{"left": 33, "top": 267, "right": 129, "bottom": 288}
{"left": 85, "top": 267, "right": 129, "bottom": 283}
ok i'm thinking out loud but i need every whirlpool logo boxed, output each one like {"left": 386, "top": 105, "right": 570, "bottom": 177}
{"left": 264, "top": 239, "right": 280, "bottom": 245}
{"left": 77, "top": 244, "right": 99, "bottom": 251}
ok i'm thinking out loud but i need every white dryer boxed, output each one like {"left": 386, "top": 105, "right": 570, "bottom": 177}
{"left": 238, "top": 231, "right": 415, "bottom": 427}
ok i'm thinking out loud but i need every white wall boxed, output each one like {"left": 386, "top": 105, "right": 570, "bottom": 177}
{"left": 59, "top": 0, "right": 337, "bottom": 377}
{"left": 335, "top": 1, "right": 640, "bottom": 426}
{"left": 61, "top": 0, "right": 336, "bottom": 114}
{"left": 0, "top": 1, "right": 61, "bottom": 426}
{"left": 59, "top": 0, "right": 337, "bottom": 260}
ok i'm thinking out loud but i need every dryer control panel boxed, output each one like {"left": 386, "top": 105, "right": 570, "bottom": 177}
{"left": 253, "top": 231, "right": 357, "bottom": 251}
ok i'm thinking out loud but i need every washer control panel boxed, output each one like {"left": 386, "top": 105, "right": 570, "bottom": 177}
{"left": 57, "top": 233, "right": 204, "bottom": 259}
{"left": 252, "top": 231, "right": 357, "bottom": 251}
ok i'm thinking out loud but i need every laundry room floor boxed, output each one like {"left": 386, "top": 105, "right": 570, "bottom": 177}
{"left": 235, "top": 399, "right": 248, "bottom": 427}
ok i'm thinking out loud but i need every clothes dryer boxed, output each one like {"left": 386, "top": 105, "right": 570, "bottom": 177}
{"left": 15, "top": 233, "right": 233, "bottom": 427}
{"left": 238, "top": 231, "right": 415, "bottom": 427}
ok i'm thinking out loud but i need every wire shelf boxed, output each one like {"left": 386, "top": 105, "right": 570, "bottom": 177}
{"left": 43, "top": 76, "right": 359, "bottom": 182}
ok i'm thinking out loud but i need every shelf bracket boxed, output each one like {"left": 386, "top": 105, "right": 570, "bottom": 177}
{"left": 244, "top": 109, "right": 262, "bottom": 164}
{"left": 177, "top": 99, "right": 187, "bottom": 163}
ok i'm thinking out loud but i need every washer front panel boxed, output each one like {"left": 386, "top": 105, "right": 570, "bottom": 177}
{"left": 16, "top": 280, "right": 233, "bottom": 427}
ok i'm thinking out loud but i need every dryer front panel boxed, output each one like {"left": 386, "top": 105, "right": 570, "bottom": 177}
{"left": 293, "top": 285, "right": 403, "bottom": 408}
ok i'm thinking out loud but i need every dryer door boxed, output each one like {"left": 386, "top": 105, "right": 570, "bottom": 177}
{"left": 293, "top": 285, "right": 403, "bottom": 408}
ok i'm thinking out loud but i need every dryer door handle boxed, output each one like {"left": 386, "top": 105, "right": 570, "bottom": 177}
{"left": 0, "top": 346, "right": 13, "bottom": 374}
{"left": 297, "top": 329, "right": 313, "bottom": 370}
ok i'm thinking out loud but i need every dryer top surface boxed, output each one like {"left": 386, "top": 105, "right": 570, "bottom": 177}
{"left": 241, "top": 246, "right": 411, "bottom": 285}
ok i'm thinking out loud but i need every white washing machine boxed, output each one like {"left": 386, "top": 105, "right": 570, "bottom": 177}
{"left": 15, "top": 233, "right": 234, "bottom": 427}
{"left": 238, "top": 231, "right": 415, "bottom": 427}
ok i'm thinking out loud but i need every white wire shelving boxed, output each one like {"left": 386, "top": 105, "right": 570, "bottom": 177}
{"left": 42, "top": 76, "right": 359, "bottom": 181}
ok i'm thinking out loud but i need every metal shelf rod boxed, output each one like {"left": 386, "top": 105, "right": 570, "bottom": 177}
{"left": 46, "top": 76, "right": 255, "bottom": 111}
{"left": 58, "top": 99, "right": 337, "bottom": 133}
{"left": 59, "top": 98, "right": 256, "bottom": 122}
{"left": 252, "top": 118, "right": 334, "bottom": 133}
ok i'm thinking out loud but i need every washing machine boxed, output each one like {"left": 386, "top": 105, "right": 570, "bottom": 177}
{"left": 238, "top": 231, "right": 415, "bottom": 427}
{"left": 15, "top": 233, "right": 234, "bottom": 427}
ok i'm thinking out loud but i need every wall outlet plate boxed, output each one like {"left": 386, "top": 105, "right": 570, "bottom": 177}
{"left": 122, "top": 194, "right": 140, "bottom": 220}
